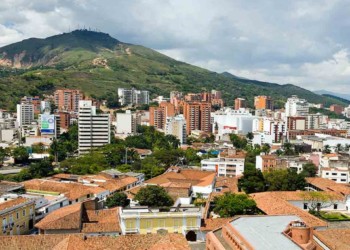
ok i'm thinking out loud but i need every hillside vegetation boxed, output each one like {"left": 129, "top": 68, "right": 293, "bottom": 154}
{"left": 0, "top": 30, "right": 346, "bottom": 110}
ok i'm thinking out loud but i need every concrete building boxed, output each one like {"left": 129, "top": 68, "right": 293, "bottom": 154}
{"left": 149, "top": 102, "right": 175, "bottom": 130}
{"left": 54, "top": 89, "right": 83, "bottom": 113}
{"left": 16, "top": 103, "right": 34, "bottom": 127}
{"left": 207, "top": 216, "right": 316, "bottom": 250}
{"left": 234, "top": 98, "right": 246, "bottom": 110}
{"left": 285, "top": 95, "right": 309, "bottom": 117}
{"left": 254, "top": 96, "right": 273, "bottom": 110}
{"left": 119, "top": 206, "right": 201, "bottom": 240}
{"left": 201, "top": 149, "right": 245, "bottom": 177}
{"left": 183, "top": 102, "right": 211, "bottom": 135}
{"left": 330, "top": 104, "right": 344, "bottom": 115}
{"left": 0, "top": 197, "right": 36, "bottom": 235}
{"left": 78, "top": 100, "right": 110, "bottom": 154}
{"left": 118, "top": 88, "right": 149, "bottom": 106}
{"left": 116, "top": 110, "right": 138, "bottom": 135}
{"left": 165, "top": 115, "right": 187, "bottom": 144}
{"left": 252, "top": 132, "right": 274, "bottom": 145}
{"left": 211, "top": 108, "right": 255, "bottom": 137}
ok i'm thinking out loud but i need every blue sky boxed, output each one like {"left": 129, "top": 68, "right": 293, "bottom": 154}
{"left": 0, "top": 0, "right": 349, "bottom": 93}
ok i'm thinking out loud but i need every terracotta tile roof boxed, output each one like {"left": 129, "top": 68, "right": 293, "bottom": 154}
{"left": 98, "top": 177, "right": 138, "bottom": 193}
{"left": 0, "top": 234, "right": 76, "bottom": 250}
{"left": 306, "top": 177, "right": 350, "bottom": 196}
{"left": 35, "top": 203, "right": 82, "bottom": 230}
{"left": 81, "top": 207, "right": 120, "bottom": 233}
{"left": 267, "top": 191, "right": 343, "bottom": 201}
{"left": 146, "top": 169, "right": 215, "bottom": 187}
{"left": 250, "top": 192, "right": 327, "bottom": 228}
{"left": 200, "top": 218, "right": 233, "bottom": 231}
{"left": 0, "top": 197, "right": 32, "bottom": 212}
{"left": 215, "top": 176, "right": 239, "bottom": 193}
{"left": 22, "top": 179, "right": 101, "bottom": 201}
{"left": 0, "top": 233, "right": 190, "bottom": 250}
{"left": 313, "top": 229, "right": 350, "bottom": 249}
{"left": 125, "top": 186, "right": 142, "bottom": 199}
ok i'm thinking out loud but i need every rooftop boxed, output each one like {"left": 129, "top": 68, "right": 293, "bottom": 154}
{"left": 230, "top": 215, "right": 302, "bottom": 250}
{"left": 306, "top": 177, "right": 350, "bottom": 196}
{"left": 0, "top": 233, "right": 190, "bottom": 250}
{"left": 313, "top": 229, "right": 350, "bottom": 249}
{"left": 0, "top": 197, "right": 33, "bottom": 212}
{"left": 250, "top": 192, "right": 327, "bottom": 228}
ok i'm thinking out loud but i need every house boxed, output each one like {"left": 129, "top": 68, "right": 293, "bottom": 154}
{"left": 0, "top": 197, "right": 36, "bottom": 235}
{"left": 206, "top": 215, "right": 317, "bottom": 250}
{"left": 118, "top": 206, "right": 202, "bottom": 241}
{"left": 0, "top": 233, "right": 190, "bottom": 250}
{"left": 35, "top": 199, "right": 120, "bottom": 236}
{"left": 145, "top": 169, "right": 216, "bottom": 198}
{"left": 201, "top": 148, "right": 245, "bottom": 177}
{"left": 22, "top": 179, "right": 108, "bottom": 205}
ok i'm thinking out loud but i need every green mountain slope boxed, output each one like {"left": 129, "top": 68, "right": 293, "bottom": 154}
{"left": 0, "top": 30, "right": 346, "bottom": 110}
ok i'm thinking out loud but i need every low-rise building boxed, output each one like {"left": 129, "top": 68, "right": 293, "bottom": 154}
{"left": 0, "top": 197, "right": 36, "bottom": 235}
{"left": 119, "top": 206, "right": 201, "bottom": 241}
{"left": 201, "top": 149, "right": 245, "bottom": 177}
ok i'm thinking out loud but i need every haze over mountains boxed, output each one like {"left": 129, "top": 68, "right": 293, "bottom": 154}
{"left": 0, "top": 30, "right": 347, "bottom": 110}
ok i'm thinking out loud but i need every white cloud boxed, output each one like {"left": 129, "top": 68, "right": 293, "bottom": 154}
{"left": 0, "top": 0, "right": 349, "bottom": 93}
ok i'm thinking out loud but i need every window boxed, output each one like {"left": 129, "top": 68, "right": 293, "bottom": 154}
{"left": 16, "top": 213, "right": 19, "bottom": 219}
{"left": 2, "top": 218, "right": 7, "bottom": 227}
{"left": 303, "top": 203, "right": 308, "bottom": 209}
{"left": 341, "top": 173, "right": 347, "bottom": 176}
{"left": 326, "top": 173, "right": 329, "bottom": 175}
{"left": 341, "top": 179, "right": 346, "bottom": 182}
{"left": 332, "top": 173, "right": 337, "bottom": 176}
{"left": 60, "top": 202, "right": 63, "bottom": 208}
{"left": 334, "top": 204, "right": 338, "bottom": 210}
{"left": 22, "top": 210, "right": 25, "bottom": 216}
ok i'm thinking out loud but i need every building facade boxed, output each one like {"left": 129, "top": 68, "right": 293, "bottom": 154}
{"left": 54, "top": 89, "right": 83, "bottom": 113}
{"left": 78, "top": 100, "right": 110, "bottom": 154}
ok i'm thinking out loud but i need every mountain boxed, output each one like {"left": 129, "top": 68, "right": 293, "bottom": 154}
{"left": 0, "top": 30, "right": 347, "bottom": 110}
{"left": 314, "top": 90, "right": 350, "bottom": 102}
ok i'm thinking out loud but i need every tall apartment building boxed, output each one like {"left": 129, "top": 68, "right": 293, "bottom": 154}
{"left": 149, "top": 102, "right": 175, "bottom": 130}
{"left": 21, "top": 96, "right": 41, "bottom": 114}
{"left": 54, "top": 89, "right": 83, "bottom": 113}
{"left": 330, "top": 104, "right": 344, "bottom": 115}
{"left": 116, "top": 110, "right": 139, "bottom": 135}
{"left": 16, "top": 103, "right": 34, "bottom": 127}
{"left": 117, "top": 88, "right": 149, "bottom": 106}
{"left": 183, "top": 102, "right": 211, "bottom": 135}
{"left": 285, "top": 95, "right": 309, "bottom": 117}
{"left": 78, "top": 100, "right": 110, "bottom": 154}
{"left": 254, "top": 96, "right": 273, "bottom": 110}
{"left": 234, "top": 98, "right": 246, "bottom": 110}
{"left": 165, "top": 115, "right": 187, "bottom": 144}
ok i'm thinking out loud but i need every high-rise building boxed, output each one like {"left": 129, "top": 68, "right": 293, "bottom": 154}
{"left": 285, "top": 96, "right": 309, "bottom": 117}
{"left": 21, "top": 96, "right": 41, "bottom": 114}
{"left": 330, "top": 104, "right": 344, "bottom": 115}
{"left": 149, "top": 102, "right": 175, "bottom": 130}
{"left": 234, "top": 98, "right": 246, "bottom": 110}
{"left": 183, "top": 102, "right": 211, "bottom": 134}
{"left": 118, "top": 88, "right": 149, "bottom": 106}
{"left": 116, "top": 110, "right": 139, "bottom": 135}
{"left": 165, "top": 115, "right": 187, "bottom": 144}
{"left": 254, "top": 96, "right": 273, "bottom": 110}
{"left": 54, "top": 89, "right": 83, "bottom": 112}
{"left": 211, "top": 90, "right": 222, "bottom": 99}
{"left": 78, "top": 100, "right": 110, "bottom": 154}
{"left": 16, "top": 103, "right": 34, "bottom": 127}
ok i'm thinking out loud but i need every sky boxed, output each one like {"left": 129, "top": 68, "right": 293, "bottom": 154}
{"left": 0, "top": 0, "right": 350, "bottom": 93}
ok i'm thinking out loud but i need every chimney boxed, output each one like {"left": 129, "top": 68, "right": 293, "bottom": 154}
{"left": 289, "top": 221, "right": 311, "bottom": 245}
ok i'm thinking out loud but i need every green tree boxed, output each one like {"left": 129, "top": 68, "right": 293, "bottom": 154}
{"left": 323, "top": 145, "right": 331, "bottom": 154}
{"left": 0, "top": 147, "right": 9, "bottom": 165}
{"left": 246, "top": 132, "right": 254, "bottom": 141}
{"left": 105, "top": 192, "right": 129, "bottom": 208}
{"left": 134, "top": 186, "right": 174, "bottom": 207}
{"left": 230, "top": 134, "right": 247, "bottom": 149}
{"left": 261, "top": 144, "right": 271, "bottom": 154}
{"left": 301, "top": 163, "right": 317, "bottom": 177}
{"left": 213, "top": 193, "right": 257, "bottom": 217}
{"left": 301, "top": 192, "right": 336, "bottom": 215}
{"left": 238, "top": 169, "right": 266, "bottom": 194}
{"left": 12, "top": 146, "right": 29, "bottom": 164}
{"left": 28, "top": 159, "right": 54, "bottom": 178}
{"left": 264, "top": 169, "right": 306, "bottom": 191}
{"left": 283, "top": 143, "right": 295, "bottom": 155}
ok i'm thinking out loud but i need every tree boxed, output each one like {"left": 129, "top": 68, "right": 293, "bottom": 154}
{"left": 134, "top": 186, "right": 174, "bottom": 207}
{"left": 230, "top": 134, "right": 248, "bottom": 149}
{"left": 28, "top": 159, "right": 54, "bottom": 178}
{"left": 246, "top": 132, "right": 254, "bottom": 141}
{"left": 323, "top": 145, "right": 331, "bottom": 154}
{"left": 12, "top": 146, "right": 29, "bottom": 164}
{"left": 106, "top": 192, "right": 129, "bottom": 208}
{"left": 261, "top": 144, "right": 271, "bottom": 154}
{"left": 283, "top": 143, "right": 295, "bottom": 155}
{"left": 0, "top": 147, "right": 9, "bottom": 165}
{"left": 301, "top": 163, "right": 317, "bottom": 177}
{"left": 301, "top": 192, "right": 336, "bottom": 215}
{"left": 264, "top": 169, "right": 306, "bottom": 191}
{"left": 238, "top": 169, "right": 266, "bottom": 194}
{"left": 336, "top": 143, "right": 343, "bottom": 153}
{"left": 213, "top": 193, "right": 257, "bottom": 217}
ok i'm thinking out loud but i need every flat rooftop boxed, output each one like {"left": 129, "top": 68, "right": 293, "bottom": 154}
{"left": 230, "top": 215, "right": 301, "bottom": 250}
